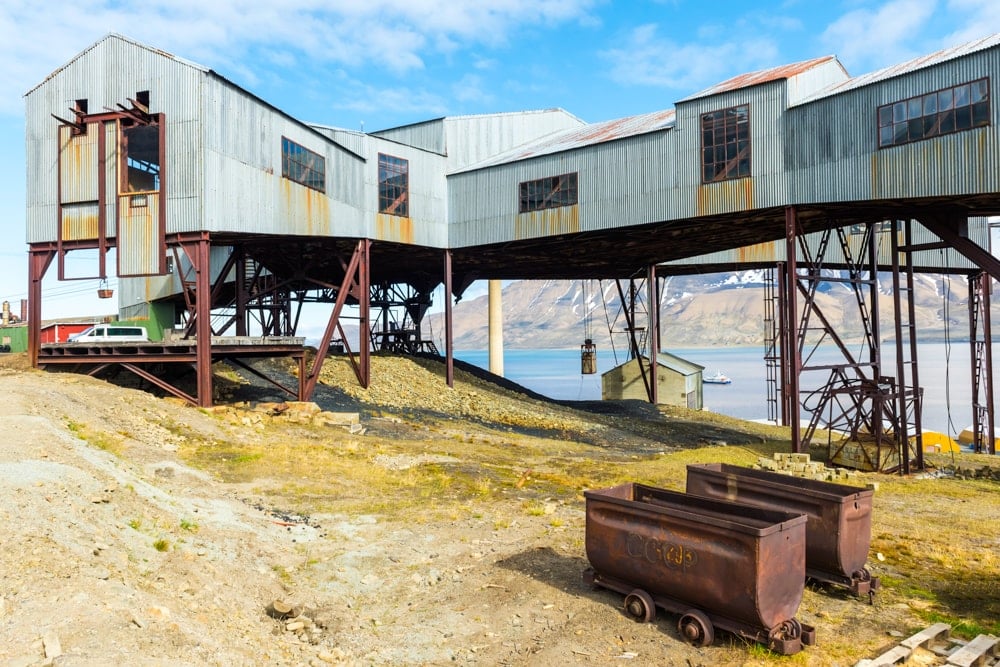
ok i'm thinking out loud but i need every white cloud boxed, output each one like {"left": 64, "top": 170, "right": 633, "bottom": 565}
{"left": 452, "top": 74, "right": 495, "bottom": 105}
{"left": 0, "top": 0, "right": 599, "bottom": 117}
{"left": 331, "top": 83, "right": 449, "bottom": 121}
{"left": 602, "top": 23, "right": 779, "bottom": 92}
{"left": 942, "top": 0, "right": 1000, "bottom": 45}
{"left": 820, "top": 0, "right": 937, "bottom": 71}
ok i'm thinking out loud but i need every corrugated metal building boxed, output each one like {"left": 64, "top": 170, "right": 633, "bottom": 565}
{"left": 24, "top": 32, "right": 1000, "bottom": 320}
{"left": 602, "top": 353, "right": 705, "bottom": 408}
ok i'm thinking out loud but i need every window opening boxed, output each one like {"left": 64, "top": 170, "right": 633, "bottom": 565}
{"left": 518, "top": 173, "right": 578, "bottom": 213}
{"left": 121, "top": 123, "right": 160, "bottom": 192}
{"left": 378, "top": 153, "right": 409, "bottom": 216}
{"left": 700, "top": 104, "right": 751, "bottom": 183}
{"left": 281, "top": 137, "right": 326, "bottom": 193}
{"left": 878, "top": 78, "right": 990, "bottom": 148}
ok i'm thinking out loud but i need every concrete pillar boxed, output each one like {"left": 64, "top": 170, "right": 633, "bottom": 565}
{"left": 488, "top": 280, "right": 504, "bottom": 377}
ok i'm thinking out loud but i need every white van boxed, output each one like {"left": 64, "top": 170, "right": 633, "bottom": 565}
{"left": 68, "top": 325, "right": 149, "bottom": 343}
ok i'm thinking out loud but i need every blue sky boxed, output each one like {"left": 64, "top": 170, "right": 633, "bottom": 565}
{"left": 1, "top": 0, "right": 998, "bottom": 319}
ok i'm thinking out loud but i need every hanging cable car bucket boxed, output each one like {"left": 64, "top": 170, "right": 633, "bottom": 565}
{"left": 97, "top": 278, "right": 114, "bottom": 299}
{"left": 581, "top": 338, "right": 597, "bottom": 375}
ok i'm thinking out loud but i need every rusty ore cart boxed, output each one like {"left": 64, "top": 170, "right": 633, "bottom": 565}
{"left": 583, "top": 482, "right": 816, "bottom": 655}
{"left": 685, "top": 463, "right": 879, "bottom": 600}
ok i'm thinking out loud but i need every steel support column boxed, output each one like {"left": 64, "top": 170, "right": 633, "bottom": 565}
{"left": 28, "top": 247, "right": 55, "bottom": 368}
{"left": 358, "top": 240, "right": 370, "bottom": 389}
{"left": 235, "top": 245, "right": 248, "bottom": 337}
{"left": 784, "top": 207, "right": 802, "bottom": 451}
{"left": 647, "top": 264, "right": 658, "bottom": 405}
{"left": 970, "top": 271, "right": 996, "bottom": 455}
{"left": 615, "top": 278, "right": 652, "bottom": 401}
{"left": 302, "top": 240, "right": 369, "bottom": 398}
{"left": 194, "top": 235, "right": 213, "bottom": 407}
{"left": 444, "top": 250, "right": 454, "bottom": 388}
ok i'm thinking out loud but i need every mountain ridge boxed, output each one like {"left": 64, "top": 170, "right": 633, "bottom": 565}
{"left": 427, "top": 272, "right": 985, "bottom": 351}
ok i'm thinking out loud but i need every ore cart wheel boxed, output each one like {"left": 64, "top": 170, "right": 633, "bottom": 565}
{"left": 623, "top": 589, "right": 656, "bottom": 623}
{"left": 677, "top": 609, "right": 714, "bottom": 647}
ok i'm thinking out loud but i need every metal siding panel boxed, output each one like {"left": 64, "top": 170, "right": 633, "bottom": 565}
{"left": 201, "top": 83, "right": 368, "bottom": 238}
{"left": 372, "top": 120, "right": 447, "bottom": 154}
{"left": 58, "top": 123, "right": 99, "bottom": 203}
{"left": 788, "top": 49, "right": 1000, "bottom": 204}
{"left": 117, "top": 194, "right": 161, "bottom": 276}
{"left": 676, "top": 81, "right": 788, "bottom": 216}
{"left": 26, "top": 35, "right": 205, "bottom": 243}
{"left": 104, "top": 120, "right": 118, "bottom": 238}
{"left": 660, "top": 219, "right": 987, "bottom": 271}
{"left": 60, "top": 203, "right": 100, "bottom": 241}
{"left": 444, "top": 111, "right": 585, "bottom": 171}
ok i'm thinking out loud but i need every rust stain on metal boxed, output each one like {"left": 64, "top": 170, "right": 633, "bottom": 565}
{"left": 60, "top": 123, "right": 99, "bottom": 204}
{"left": 375, "top": 213, "right": 414, "bottom": 244}
{"left": 61, "top": 211, "right": 99, "bottom": 241}
{"left": 514, "top": 205, "right": 580, "bottom": 240}
{"left": 687, "top": 56, "right": 837, "bottom": 100}
{"left": 685, "top": 464, "right": 878, "bottom": 598}
{"left": 697, "top": 178, "right": 753, "bottom": 217}
{"left": 584, "top": 482, "right": 813, "bottom": 655}
{"left": 736, "top": 241, "right": 778, "bottom": 263}
{"left": 280, "top": 179, "right": 330, "bottom": 235}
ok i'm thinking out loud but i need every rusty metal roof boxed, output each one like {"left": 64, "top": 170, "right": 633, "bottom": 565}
{"left": 794, "top": 32, "right": 1000, "bottom": 106}
{"left": 679, "top": 55, "right": 840, "bottom": 102}
{"left": 454, "top": 108, "right": 676, "bottom": 173}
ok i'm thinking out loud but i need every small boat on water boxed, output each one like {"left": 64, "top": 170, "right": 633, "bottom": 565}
{"left": 703, "top": 370, "right": 732, "bottom": 385}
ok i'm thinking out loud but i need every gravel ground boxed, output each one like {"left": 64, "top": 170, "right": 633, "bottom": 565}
{"left": 0, "top": 353, "right": 931, "bottom": 666}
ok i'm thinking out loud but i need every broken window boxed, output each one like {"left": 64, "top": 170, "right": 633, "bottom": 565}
{"left": 878, "top": 78, "right": 990, "bottom": 148}
{"left": 518, "top": 173, "right": 579, "bottom": 213}
{"left": 121, "top": 123, "right": 160, "bottom": 193}
{"left": 378, "top": 153, "right": 409, "bottom": 216}
{"left": 700, "top": 104, "right": 751, "bottom": 183}
{"left": 281, "top": 137, "right": 326, "bottom": 193}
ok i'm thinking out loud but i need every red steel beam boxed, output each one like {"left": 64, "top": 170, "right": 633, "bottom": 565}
{"left": 28, "top": 247, "right": 55, "bottom": 368}
{"left": 303, "top": 241, "right": 365, "bottom": 398}
{"left": 444, "top": 249, "right": 454, "bottom": 387}
{"left": 784, "top": 207, "right": 802, "bottom": 451}
{"left": 647, "top": 264, "right": 658, "bottom": 405}
{"left": 195, "top": 235, "right": 213, "bottom": 407}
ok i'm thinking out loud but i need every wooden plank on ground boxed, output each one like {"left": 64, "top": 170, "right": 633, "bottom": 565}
{"left": 854, "top": 645, "right": 912, "bottom": 667}
{"left": 901, "top": 623, "right": 952, "bottom": 650}
{"left": 947, "top": 634, "right": 999, "bottom": 667}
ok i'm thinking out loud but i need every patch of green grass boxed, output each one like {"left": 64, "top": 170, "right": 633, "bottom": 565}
{"left": 128, "top": 518, "right": 142, "bottom": 531}
{"left": 916, "top": 610, "right": 999, "bottom": 639}
{"left": 179, "top": 519, "right": 198, "bottom": 532}
{"left": 153, "top": 538, "right": 170, "bottom": 552}
{"left": 65, "top": 419, "right": 125, "bottom": 455}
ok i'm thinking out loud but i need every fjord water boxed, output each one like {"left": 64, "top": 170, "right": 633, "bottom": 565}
{"left": 454, "top": 343, "right": 990, "bottom": 436}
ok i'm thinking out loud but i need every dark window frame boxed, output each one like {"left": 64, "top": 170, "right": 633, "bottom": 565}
{"left": 378, "top": 153, "right": 409, "bottom": 217}
{"left": 281, "top": 136, "right": 326, "bottom": 193}
{"left": 518, "top": 172, "right": 579, "bottom": 213}
{"left": 120, "top": 122, "right": 161, "bottom": 193}
{"left": 877, "top": 78, "right": 990, "bottom": 148}
{"left": 700, "top": 104, "right": 751, "bottom": 184}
